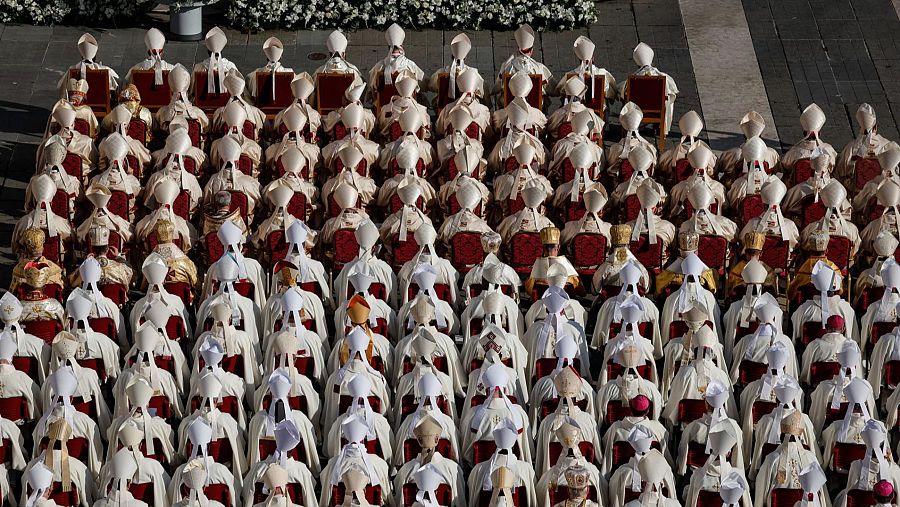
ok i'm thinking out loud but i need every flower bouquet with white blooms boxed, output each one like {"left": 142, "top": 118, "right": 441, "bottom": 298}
{"left": 225, "top": 0, "right": 596, "bottom": 30}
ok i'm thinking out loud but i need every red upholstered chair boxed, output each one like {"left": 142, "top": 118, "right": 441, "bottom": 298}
{"left": 185, "top": 437, "right": 235, "bottom": 466}
{"left": 533, "top": 357, "right": 581, "bottom": 383}
{"left": 507, "top": 231, "right": 543, "bottom": 275}
{"left": 72, "top": 118, "right": 90, "bottom": 136}
{"left": 809, "top": 361, "right": 841, "bottom": 385}
{"left": 228, "top": 190, "right": 249, "bottom": 220}
{"left": 85, "top": 317, "right": 116, "bottom": 340}
{"left": 547, "top": 440, "right": 595, "bottom": 466}
{"left": 100, "top": 283, "right": 128, "bottom": 306}
{"left": 258, "top": 437, "right": 305, "bottom": 465}
{"left": 673, "top": 158, "right": 693, "bottom": 183}
{"left": 505, "top": 195, "right": 525, "bottom": 215}
{"left": 604, "top": 400, "right": 634, "bottom": 427}
{"left": 770, "top": 489, "right": 803, "bottom": 507}
{"left": 23, "top": 319, "right": 62, "bottom": 345}
{"left": 399, "top": 392, "right": 450, "bottom": 417}
{"left": 204, "top": 232, "right": 225, "bottom": 265}
{"left": 252, "top": 482, "right": 306, "bottom": 506}
{"left": 469, "top": 394, "right": 518, "bottom": 407}
{"left": 171, "top": 190, "right": 193, "bottom": 220}
{"left": 619, "top": 160, "right": 636, "bottom": 183}
{"left": 608, "top": 321, "right": 652, "bottom": 339}
{"left": 825, "top": 402, "right": 850, "bottom": 429}
{"left": 570, "top": 233, "right": 607, "bottom": 276}
{"left": 390, "top": 235, "right": 419, "bottom": 271}
{"left": 40, "top": 234, "right": 62, "bottom": 265}
{"left": 449, "top": 232, "right": 485, "bottom": 273}
{"left": 606, "top": 361, "right": 652, "bottom": 382}
{"left": 869, "top": 321, "right": 896, "bottom": 355}
{"left": 749, "top": 400, "right": 778, "bottom": 426}
{"left": 332, "top": 229, "right": 360, "bottom": 272}
{"left": 0, "top": 396, "right": 30, "bottom": 423}
{"left": 388, "top": 158, "right": 426, "bottom": 179}
{"left": 737, "top": 360, "right": 768, "bottom": 386}
{"left": 696, "top": 489, "right": 726, "bottom": 507}
{"left": 472, "top": 441, "right": 522, "bottom": 466}
{"left": 760, "top": 236, "right": 791, "bottom": 272}
{"left": 128, "top": 119, "right": 148, "bottom": 146}
{"left": 860, "top": 286, "right": 886, "bottom": 312}
{"left": 39, "top": 436, "right": 90, "bottom": 462}
{"left": 148, "top": 395, "right": 174, "bottom": 421}
{"left": 539, "top": 397, "right": 589, "bottom": 418}
{"left": 401, "top": 483, "right": 452, "bottom": 507}
{"left": 261, "top": 394, "right": 309, "bottom": 416}
{"left": 180, "top": 483, "right": 232, "bottom": 507}
{"left": 563, "top": 197, "right": 587, "bottom": 223}
{"left": 854, "top": 157, "right": 882, "bottom": 191}
{"left": 792, "top": 159, "right": 813, "bottom": 186}
{"left": 800, "top": 195, "right": 826, "bottom": 228}
{"left": 831, "top": 442, "right": 867, "bottom": 472}
{"left": 286, "top": 193, "right": 309, "bottom": 222}
{"left": 186, "top": 119, "right": 202, "bottom": 147}
{"left": 11, "top": 355, "right": 40, "bottom": 379}
{"left": 331, "top": 484, "right": 383, "bottom": 506}
{"left": 845, "top": 489, "right": 876, "bottom": 507}
{"left": 740, "top": 195, "right": 766, "bottom": 226}
{"left": 686, "top": 440, "right": 711, "bottom": 470}
{"left": 630, "top": 235, "right": 664, "bottom": 274}
{"left": 50, "top": 190, "right": 71, "bottom": 220}
{"left": 698, "top": 235, "right": 728, "bottom": 274}
{"left": 827, "top": 235, "right": 852, "bottom": 273}
{"left": 883, "top": 361, "right": 900, "bottom": 391}
{"left": 164, "top": 282, "right": 192, "bottom": 307}
{"left": 40, "top": 482, "right": 80, "bottom": 507}
{"left": 402, "top": 437, "right": 453, "bottom": 464}
{"left": 266, "top": 231, "right": 289, "bottom": 265}
{"left": 106, "top": 190, "right": 130, "bottom": 221}
{"left": 623, "top": 195, "right": 641, "bottom": 222}
{"left": 389, "top": 195, "right": 425, "bottom": 216}
{"left": 800, "top": 321, "right": 828, "bottom": 346}
{"left": 447, "top": 194, "right": 483, "bottom": 217}
{"left": 128, "top": 483, "right": 155, "bottom": 504}
{"left": 677, "top": 399, "right": 708, "bottom": 426}
{"left": 63, "top": 152, "right": 83, "bottom": 180}
{"left": 338, "top": 395, "right": 383, "bottom": 415}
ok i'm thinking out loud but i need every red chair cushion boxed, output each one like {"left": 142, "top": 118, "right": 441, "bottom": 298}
{"left": 771, "top": 488, "right": 803, "bottom": 507}
{"left": 450, "top": 232, "right": 485, "bottom": 272}
{"left": 630, "top": 235, "right": 664, "bottom": 272}
{"left": 333, "top": 229, "right": 360, "bottom": 269}
{"left": 740, "top": 194, "right": 766, "bottom": 226}
{"left": 810, "top": 361, "right": 841, "bottom": 385}
{"left": 623, "top": 194, "right": 641, "bottom": 222}
{"left": 678, "top": 399, "right": 708, "bottom": 425}
{"left": 827, "top": 235, "right": 852, "bottom": 271}
{"left": 205, "top": 232, "right": 225, "bottom": 264}
{"left": 571, "top": 233, "right": 607, "bottom": 274}
{"left": 0, "top": 397, "right": 29, "bottom": 422}
{"left": 508, "top": 232, "right": 543, "bottom": 272}
{"left": 698, "top": 235, "right": 728, "bottom": 271}
{"left": 331, "top": 484, "right": 383, "bottom": 506}
{"left": 832, "top": 442, "right": 867, "bottom": 472}
{"left": 855, "top": 157, "right": 882, "bottom": 190}
{"left": 760, "top": 236, "right": 790, "bottom": 271}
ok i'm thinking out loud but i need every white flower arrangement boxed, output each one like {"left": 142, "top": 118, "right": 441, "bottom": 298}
{"left": 224, "top": 0, "right": 596, "bottom": 31}
{"left": 1, "top": 0, "right": 594, "bottom": 31}
{"left": 0, "top": 0, "right": 152, "bottom": 23}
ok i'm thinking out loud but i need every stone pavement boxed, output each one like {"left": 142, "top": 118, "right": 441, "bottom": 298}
{"left": 0, "top": 0, "right": 897, "bottom": 284}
